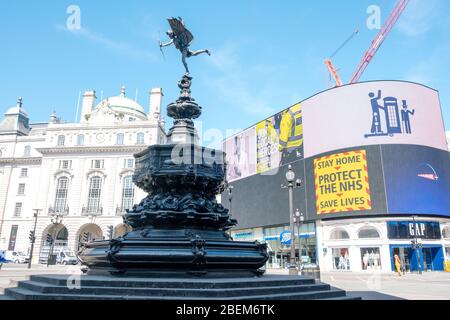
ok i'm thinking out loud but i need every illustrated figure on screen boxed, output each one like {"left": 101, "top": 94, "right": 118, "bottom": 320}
{"left": 369, "top": 90, "right": 385, "bottom": 135}
{"left": 159, "top": 17, "right": 211, "bottom": 74}
{"left": 228, "top": 135, "right": 249, "bottom": 180}
{"left": 365, "top": 90, "right": 405, "bottom": 138}
{"left": 401, "top": 100, "right": 415, "bottom": 134}
{"left": 279, "top": 103, "right": 303, "bottom": 166}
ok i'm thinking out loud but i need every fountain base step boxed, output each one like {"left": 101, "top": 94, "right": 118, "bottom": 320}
{"left": 3, "top": 275, "right": 359, "bottom": 300}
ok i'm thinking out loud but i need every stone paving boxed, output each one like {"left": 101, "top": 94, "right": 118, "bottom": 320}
{"left": 2, "top": 265, "right": 449, "bottom": 300}
{"left": 268, "top": 269, "right": 450, "bottom": 300}
{"left": 0, "top": 264, "right": 81, "bottom": 294}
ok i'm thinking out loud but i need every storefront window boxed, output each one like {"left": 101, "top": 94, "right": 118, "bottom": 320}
{"left": 332, "top": 248, "right": 350, "bottom": 271}
{"left": 446, "top": 247, "right": 450, "bottom": 262}
{"left": 361, "top": 248, "right": 381, "bottom": 270}
{"left": 264, "top": 224, "right": 317, "bottom": 269}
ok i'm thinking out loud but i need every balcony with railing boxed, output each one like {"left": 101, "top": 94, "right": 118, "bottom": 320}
{"left": 81, "top": 206, "right": 103, "bottom": 217}
{"left": 48, "top": 206, "right": 70, "bottom": 216}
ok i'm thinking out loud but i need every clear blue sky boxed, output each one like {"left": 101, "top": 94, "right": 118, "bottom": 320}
{"left": 1, "top": 0, "right": 449, "bottom": 142}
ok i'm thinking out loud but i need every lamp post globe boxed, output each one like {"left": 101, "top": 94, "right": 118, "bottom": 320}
{"left": 286, "top": 165, "right": 295, "bottom": 183}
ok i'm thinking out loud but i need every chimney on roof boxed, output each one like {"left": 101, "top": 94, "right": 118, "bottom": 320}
{"left": 149, "top": 88, "right": 163, "bottom": 122}
{"left": 80, "top": 90, "right": 96, "bottom": 123}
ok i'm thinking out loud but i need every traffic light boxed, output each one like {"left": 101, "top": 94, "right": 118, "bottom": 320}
{"left": 46, "top": 234, "right": 53, "bottom": 245}
{"left": 29, "top": 231, "right": 35, "bottom": 243}
{"left": 107, "top": 225, "right": 114, "bottom": 240}
{"left": 82, "top": 232, "right": 89, "bottom": 243}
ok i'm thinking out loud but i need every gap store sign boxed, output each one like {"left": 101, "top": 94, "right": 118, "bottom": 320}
{"left": 387, "top": 221, "right": 441, "bottom": 240}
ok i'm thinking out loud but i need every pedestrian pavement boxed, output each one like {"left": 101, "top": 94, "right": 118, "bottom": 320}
{"left": 267, "top": 268, "right": 450, "bottom": 300}
{"left": 0, "top": 264, "right": 81, "bottom": 294}
{"left": 2, "top": 265, "right": 449, "bottom": 300}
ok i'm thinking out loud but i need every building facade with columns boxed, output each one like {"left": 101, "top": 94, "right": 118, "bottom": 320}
{"left": 0, "top": 86, "right": 166, "bottom": 263}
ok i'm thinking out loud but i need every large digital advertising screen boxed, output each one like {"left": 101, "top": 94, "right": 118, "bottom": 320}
{"left": 302, "top": 81, "right": 448, "bottom": 158}
{"left": 382, "top": 145, "right": 450, "bottom": 216}
{"left": 314, "top": 150, "right": 372, "bottom": 215}
{"left": 224, "top": 103, "right": 304, "bottom": 182}
{"left": 223, "top": 128, "right": 257, "bottom": 183}
{"left": 222, "top": 81, "right": 450, "bottom": 225}
{"left": 305, "top": 145, "right": 387, "bottom": 220}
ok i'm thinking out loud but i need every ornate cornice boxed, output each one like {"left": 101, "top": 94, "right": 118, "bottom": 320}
{"left": 36, "top": 145, "right": 148, "bottom": 155}
{"left": 0, "top": 157, "right": 42, "bottom": 165}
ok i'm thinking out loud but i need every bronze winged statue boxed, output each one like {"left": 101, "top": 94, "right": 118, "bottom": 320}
{"left": 160, "top": 17, "right": 211, "bottom": 74}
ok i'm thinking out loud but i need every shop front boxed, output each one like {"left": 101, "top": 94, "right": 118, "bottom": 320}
{"left": 231, "top": 224, "right": 317, "bottom": 270}
{"left": 390, "top": 245, "right": 444, "bottom": 272}
{"left": 388, "top": 220, "right": 444, "bottom": 272}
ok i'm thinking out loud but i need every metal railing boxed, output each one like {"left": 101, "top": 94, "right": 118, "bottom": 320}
{"left": 81, "top": 206, "right": 103, "bottom": 216}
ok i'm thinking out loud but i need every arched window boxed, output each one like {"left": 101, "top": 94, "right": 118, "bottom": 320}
{"left": 23, "top": 145, "right": 31, "bottom": 157}
{"left": 116, "top": 133, "right": 124, "bottom": 145}
{"left": 76, "top": 134, "right": 85, "bottom": 146}
{"left": 87, "top": 176, "right": 102, "bottom": 213}
{"left": 358, "top": 228, "right": 381, "bottom": 239}
{"left": 443, "top": 228, "right": 450, "bottom": 239}
{"left": 330, "top": 229, "right": 350, "bottom": 240}
{"left": 54, "top": 177, "right": 69, "bottom": 213}
{"left": 136, "top": 132, "right": 145, "bottom": 145}
{"left": 57, "top": 135, "right": 65, "bottom": 146}
{"left": 121, "top": 176, "right": 135, "bottom": 211}
{"left": 56, "top": 227, "right": 69, "bottom": 241}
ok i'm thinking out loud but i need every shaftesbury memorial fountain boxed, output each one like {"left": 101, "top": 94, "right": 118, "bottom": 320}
{"left": 3, "top": 18, "right": 353, "bottom": 300}
{"left": 79, "top": 17, "right": 269, "bottom": 277}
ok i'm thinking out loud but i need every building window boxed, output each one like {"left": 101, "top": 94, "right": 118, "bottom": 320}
{"left": 136, "top": 132, "right": 145, "bottom": 145}
{"left": 116, "top": 133, "right": 124, "bottom": 145}
{"left": 8, "top": 225, "right": 18, "bottom": 251}
{"left": 17, "top": 184, "right": 25, "bottom": 195}
{"left": 332, "top": 248, "right": 350, "bottom": 271}
{"left": 91, "top": 160, "right": 104, "bottom": 169}
{"left": 129, "top": 117, "right": 136, "bottom": 122}
{"left": 54, "top": 177, "right": 69, "bottom": 213}
{"left": 121, "top": 176, "right": 135, "bottom": 211}
{"left": 124, "top": 159, "right": 135, "bottom": 169}
{"left": 59, "top": 160, "right": 72, "bottom": 170}
{"left": 358, "top": 228, "right": 381, "bottom": 239}
{"left": 330, "top": 229, "right": 350, "bottom": 240}
{"left": 87, "top": 176, "right": 102, "bottom": 213}
{"left": 20, "top": 168, "right": 28, "bottom": 177}
{"left": 361, "top": 248, "right": 382, "bottom": 270}
{"left": 0, "top": 150, "right": 3, "bottom": 157}
{"left": 23, "top": 146, "right": 31, "bottom": 157}
{"left": 57, "top": 135, "right": 65, "bottom": 146}
{"left": 443, "top": 228, "right": 450, "bottom": 239}
{"left": 76, "top": 134, "right": 85, "bottom": 146}
{"left": 14, "top": 203, "right": 22, "bottom": 217}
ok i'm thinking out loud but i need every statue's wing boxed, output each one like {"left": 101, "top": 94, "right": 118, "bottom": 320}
{"left": 168, "top": 17, "right": 194, "bottom": 46}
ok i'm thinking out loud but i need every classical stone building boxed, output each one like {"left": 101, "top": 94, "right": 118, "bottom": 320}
{"left": 0, "top": 86, "right": 166, "bottom": 263}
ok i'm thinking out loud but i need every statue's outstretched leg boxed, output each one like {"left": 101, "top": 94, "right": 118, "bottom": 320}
{"left": 189, "top": 49, "right": 211, "bottom": 57}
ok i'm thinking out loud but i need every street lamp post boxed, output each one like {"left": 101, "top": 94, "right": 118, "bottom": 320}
{"left": 228, "top": 186, "right": 234, "bottom": 217}
{"left": 282, "top": 165, "right": 302, "bottom": 276}
{"left": 47, "top": 214, "right": 63, "bottom": 267}
{"left": 412, "top": 216, "right": 423, "bottom": 275}
{"left": 28, "top": 209, "right": 41, "bottom": 269}
{"left": 294, "top": 209, "right": 305, "bottom": 273}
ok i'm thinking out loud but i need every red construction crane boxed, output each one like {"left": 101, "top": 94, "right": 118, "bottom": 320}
{"left": 350, "top": 0, "right": 410, "bottom": 84}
